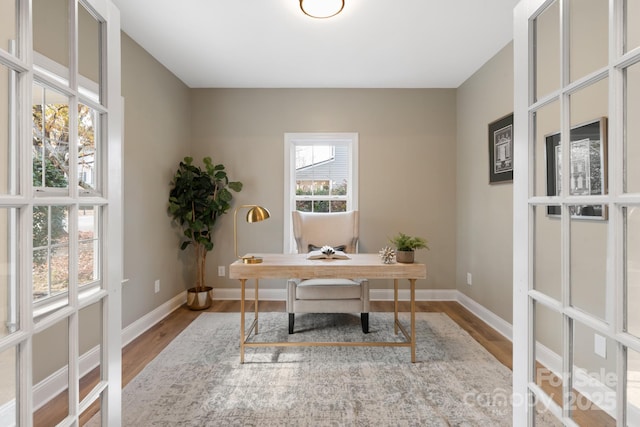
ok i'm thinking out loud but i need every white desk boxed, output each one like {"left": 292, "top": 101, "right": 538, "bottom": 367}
{"left": 229, "top": 253, "right": 427, "bottom": 363}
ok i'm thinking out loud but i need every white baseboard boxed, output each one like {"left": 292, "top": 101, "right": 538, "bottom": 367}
{"left": 32, "top": 291, "right": 187, "bottom": 412}
{"left": 455, "top": 292, "right": 513, "bottom": 340}
{"left": 121, "top": 291, "right": 187, "bottom": 347}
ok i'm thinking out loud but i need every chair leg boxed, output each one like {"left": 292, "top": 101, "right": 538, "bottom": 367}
{"left": 361, "top": 313, "right": 369, "bottom": 333}
{"left": 289, "top": 313, "right": 295, "bottom": 334}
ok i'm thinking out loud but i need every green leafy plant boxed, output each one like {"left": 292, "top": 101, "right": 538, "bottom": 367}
{"left": 168, "top": 156, "right": 242, "bottom": 292}
{"left": 389, "top": 232, "right": 429, "bottom": 252}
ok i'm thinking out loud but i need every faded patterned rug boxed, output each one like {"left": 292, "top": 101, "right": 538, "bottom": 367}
{"left": 97, "top": 312, "right": 560, "bottom": 426}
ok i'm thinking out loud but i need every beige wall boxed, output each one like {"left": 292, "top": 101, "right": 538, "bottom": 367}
{"left": 456, "top": 42, "right": 514, "bottom": 323}
{"left": 190, "top": 89, "right": 458, "bottom": 292}
{"left": 120, "top": 33, "right": 192, "bottom": 327}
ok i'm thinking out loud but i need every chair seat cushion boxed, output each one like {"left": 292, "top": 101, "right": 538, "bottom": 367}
{"left": 296, "top": 278, "right": 362, "bottom": 300}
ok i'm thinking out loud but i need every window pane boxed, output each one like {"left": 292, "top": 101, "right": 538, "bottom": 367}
{"left": 0, "top": 0, "right": 17, "bottom": 54}
{"left": 33, "top": 205, "right": 69, "bottom": 301}
{"left": 78, "top": 4, "right": 102, "bottom": 103}
{"left": 571, "top": 321, "right": 617, "bottom": 421}
{"left": 0, "top": 347, "right": 16, "bottom": 426}
{"left": 534, "top": 1, "right": 560, "bottom": 102}
{"left": 79, "top": 206, "right": 99, "bottom": 286}
{"left": 0, "top": 61, "right": 17, "bottom": 195}
{"left": 534, "top": 302, "right": 563, "bottom": 409}
{"left": 628, "top": 347, "right": 640, "bottom": 423}
{"left": 294, "top": 144, "right": 350, "bottom": 213}
{"left": 625, "top": 62, "right": 640, "bottom": 194}
{"left": 32, "top": 84, "right": 70, "bottom": 189}
{"left": 330, "top": 201, "right": 346, "bottom": 212}
{"left": 570, "top": 79, "right": 608, "bottom": 132}
{"left": 625, "top": 0, "right": 640, "bottom": 53}
{"left": 0, "top": 208, "right": 18, "bottom": 338}
{"left": 625, "top": 206, "right": 640, "bottom": 339}
{"left": 570, "top": 208, "right": 607, "bottom": 320}
{"left": 569, "top": 0, "right": 608, "bottom": 83}
{"left": 533, "top": 205, "right": 561, "bottom": 300}
{"left": 78, "top": 104, "right": 98, "bottom": 193}
{"left": 33, "top": 318, "right": 69, "bottom": 425}
{"left": 295, "top": 200, "right": 312, "bottom": 212}
{"left": 79, "top": 301, "right": 102, "bottom": 403}
{"left": 535, "top": 100, "right": 560, "bottom": 197}
{"left": 33, "top": 0, "right": 69, "bottom": 69}
{"left": 312, "top": 200, "right": 329, "bottom": 212}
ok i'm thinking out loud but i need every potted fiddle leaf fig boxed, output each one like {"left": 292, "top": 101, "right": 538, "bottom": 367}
{"left": 389, "top": 232, "right": 429, "bottom": 263}
{"left": 168, "top": 156, "right": 242, "bottom": 310}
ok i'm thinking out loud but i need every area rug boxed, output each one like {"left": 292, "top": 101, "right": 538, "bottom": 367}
{"left": 93, "top": 312, "right": 560, "bottom": 426}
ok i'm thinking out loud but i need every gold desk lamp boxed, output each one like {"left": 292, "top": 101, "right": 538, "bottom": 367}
{"left": 234, "top": 205, "right": 271, "bottom": 264}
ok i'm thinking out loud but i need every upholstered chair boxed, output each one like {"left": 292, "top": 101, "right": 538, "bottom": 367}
{"left": 286, "top": 210, "right": 370, "bottom": 334}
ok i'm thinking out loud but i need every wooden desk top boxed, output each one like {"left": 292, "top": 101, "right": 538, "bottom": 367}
{"left": 229, "top": 253, "right": 426, "bottom": 280}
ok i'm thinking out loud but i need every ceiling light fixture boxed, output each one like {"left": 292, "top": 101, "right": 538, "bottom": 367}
{"left": 299, "top": 0, "right": 344, "bottom": 19}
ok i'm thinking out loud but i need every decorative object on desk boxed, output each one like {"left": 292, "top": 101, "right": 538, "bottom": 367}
{"left": 234, "top": 205, "right": 271, "bottom": 264}
{"left": 168, "top": 156, "right": 242, "bottom": 310}
{"left": 321, "top": 245, "right": 335, "bottom": 257}
{"left": 488, "top": 113, "right": 514, "bottom": 183}
{"left": 378, "top": 246, "right": 396, "bottom": 264}
{"left": 389, "top": 232, "right": 428, "bottom": 264}
{"left": 306, "top": 246, "right": 350, "bottom": 260}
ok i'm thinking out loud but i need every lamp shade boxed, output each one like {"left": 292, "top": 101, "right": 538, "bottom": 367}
{"left": 300, "top": 0, "right": 344, "bottom": 19}
{"left": 246, "top": 205, "right": 270, "bottom": 223}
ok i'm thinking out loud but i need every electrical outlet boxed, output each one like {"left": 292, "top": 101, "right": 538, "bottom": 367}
{"left": 466, "top": 273, "right": 472, "bottom": 286}
{"left": 154, "top": 279, "right": 160, "bottom": 293}
{"left": 218, "top": 266, "right": 225, "bottom": 277}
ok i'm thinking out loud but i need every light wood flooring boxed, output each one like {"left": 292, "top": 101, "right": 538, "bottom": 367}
{"left": 34, "top": 300, "right": 613, "bottom": 426}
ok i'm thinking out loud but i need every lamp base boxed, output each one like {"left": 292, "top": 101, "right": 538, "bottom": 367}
{"left": 242, "top": 256, "right": 263, "bottom": 264}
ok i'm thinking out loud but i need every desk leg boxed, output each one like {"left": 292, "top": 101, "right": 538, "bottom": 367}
{"left": 410, "top": 278, "right": 416, "bottom": 363}
{"left": 240, "top": 279, "right": 246, "bottom": 364}
{"left": 254, "top": 279, "right": 259, "bottom": 334}
{"left": 394, "top": 279, "right": 399, "bottom": 334}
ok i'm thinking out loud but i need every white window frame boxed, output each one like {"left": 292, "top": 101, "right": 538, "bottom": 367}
{"left": 0, "top": 0, "right": 122, "bottom": 425}
{"left": 283, "top": 132, "right": 359, "bottom": 253}
{"left": 514, "top": 0, "right": 640, "bottom": 425}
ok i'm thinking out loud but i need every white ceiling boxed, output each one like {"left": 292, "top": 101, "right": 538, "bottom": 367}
{"left": 111, "top": 0, "right": 519, "bottom": 89}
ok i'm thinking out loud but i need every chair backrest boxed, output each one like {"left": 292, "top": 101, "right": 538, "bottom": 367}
{"left": 292, "top": 211, "right": 359, "bottom": 254}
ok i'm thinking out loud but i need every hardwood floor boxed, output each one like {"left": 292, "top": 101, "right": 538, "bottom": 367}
{"left": 33, "top": 300, "right": 614, "bottom": 426}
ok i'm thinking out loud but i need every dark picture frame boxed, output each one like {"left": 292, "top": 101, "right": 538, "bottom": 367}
{"left": 545, "top": 117, "right": 608, "bottom": 219}
{"left": 488, "top": 113, "right": 514, "bottom": 183}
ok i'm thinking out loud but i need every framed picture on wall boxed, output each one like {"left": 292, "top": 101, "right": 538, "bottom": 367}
{"left": 488, "top": 113, "right": 514, "bottom": 183}
{"left": 545, "top": 117, "right": 608, "bottom": 219}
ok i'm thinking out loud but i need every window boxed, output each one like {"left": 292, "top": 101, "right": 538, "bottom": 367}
{"left": 0, "top": 0, "right": 122, "bottom": 424}
{"left": 284, "top": 132, "right": 358, "bottom": 252}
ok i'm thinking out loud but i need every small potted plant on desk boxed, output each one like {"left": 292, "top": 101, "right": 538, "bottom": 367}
{"left": 389, "top": 232, "right": 429, "bottom": 263}
{"left": 169, "top": 156, "right": 242, "bottom": 310}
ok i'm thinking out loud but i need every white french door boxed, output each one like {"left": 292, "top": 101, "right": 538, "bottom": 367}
{"left": 514, "top": 0, "right": 640, "bottom": 425}
{"left": 0, "top": 0, "right": 122, "bottom": 425}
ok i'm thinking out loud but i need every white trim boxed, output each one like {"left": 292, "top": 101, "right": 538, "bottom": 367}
{"left": 121, "top": 291, "right": 187, "bottom": 347}
{"left": 0, "top": 399, "right": 15, "bottom": 427}
{"left": 456, "top": 292, "right": 514, "bottom": 340}
{"left": 29, "top": 291, "right": 186, "bottom": 412}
